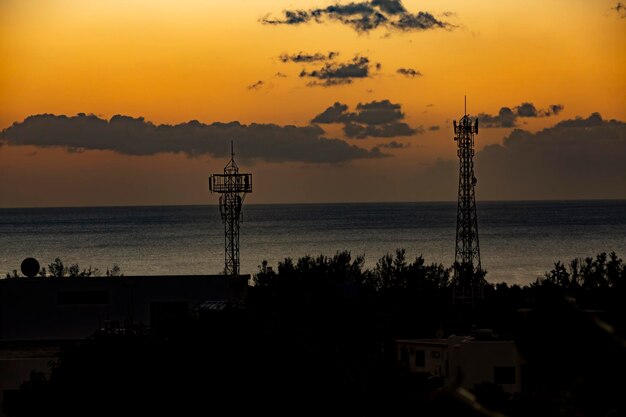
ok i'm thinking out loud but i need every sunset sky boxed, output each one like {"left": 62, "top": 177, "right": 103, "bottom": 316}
{"left": 1, "top": 0, "right": 625, "bottom": 207}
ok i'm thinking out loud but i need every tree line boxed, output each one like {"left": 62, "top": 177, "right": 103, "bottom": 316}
{"left": 253, "top": 249, "right": 624, "bottom": 292}
{"left": 5, "top": 258, "right": 122, "bottom": 278}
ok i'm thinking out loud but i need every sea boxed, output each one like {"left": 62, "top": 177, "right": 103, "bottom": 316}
{"left": 1, "top": 200, "right": 625, "bottom": 285}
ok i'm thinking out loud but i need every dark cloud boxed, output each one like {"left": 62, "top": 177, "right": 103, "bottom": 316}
{"left": 376, "top": 140, "right": 409, "bottom": 149}
{"left": 279, "top": 51, "right": 338, "bottom": 63}
{"left": 371, "top": 0, "right": 406, "bottom": 15}
{"left": 344, "top": 122, "right": 417, "bottom": 139}
{"left": 429, "top": 125, "right": 440, "bottom": 131}
{"left": 416, "top": 113, "right": 626, "bottom": 200}
{"left": 553, "top": 112, "right": 605, "bottom": 128}
{"left": 247, "top": 80, "right": 264, "bottom": 90}
{"left": 261, "top": 10, "right": 312, "bottom": 25}
{"left": 516, "top": 102, "right": 563, "bottom": 118}
{"left": 275, "top": 72, "right": 287, "bottom": 78}
{"left": 312, "top": 99, "right": 419, "bottom": 138}
{"left": 475, "top": 113, "right": 626, "bottom": 198}
{"left": 311, "top": 102, "right": 351, "bottom": 124}
{"left": 353, "top": 100, "right": 404, "bottom": 124}
{"left": 547, "top": 104, "right": 564, "bottom": 116}
{"left": 300, "top": 55, "right": 371, "bottom": 87}
{"left": 1, "top": 114, "right": 387, "bottom": 164}
{"left": 397, "top": 67, "right": 422, "bottom": 78}
{"left": 478, "top": 102, "right": 565, "bottom": 128}
{"left": 515, "top": 102, "right": 539, "bottom": 118}
{"left": 478, "top": 107, "right": 517, "bottom": 128}
{"left": 306, "top": 79, "right": 353, "bottom": 87}
{"left": 391, "top": 11, "right": 447, "bottom": 31}
{"left": 261, "top": 0, "right": 453, "bottom": 33}
{"left": 612, "top": 2, "right": 626, "bottom": 18}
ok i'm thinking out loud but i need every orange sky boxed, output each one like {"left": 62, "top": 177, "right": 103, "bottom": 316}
{"left": 1, "top": 0, "right": 625, "bottom": 207}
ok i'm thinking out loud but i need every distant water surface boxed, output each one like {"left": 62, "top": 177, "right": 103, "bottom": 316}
{"left": 1, "top": 201, "right": 625, "bottom": 285}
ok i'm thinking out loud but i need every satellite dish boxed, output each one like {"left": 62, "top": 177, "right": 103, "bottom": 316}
{"left": 21, "top": 257, "right": 40, "bottom": 278}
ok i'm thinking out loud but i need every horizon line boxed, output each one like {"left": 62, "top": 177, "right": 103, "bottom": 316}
{"left": 1, "top": 198, "right": 625, "bottom": 210}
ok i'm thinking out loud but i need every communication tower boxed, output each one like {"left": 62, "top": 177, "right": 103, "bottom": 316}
{"left": 452, "top": 98, "right": 483, "bottom": 301}
{"left": 209, "top": 142, "right": 252, "bottom": 275}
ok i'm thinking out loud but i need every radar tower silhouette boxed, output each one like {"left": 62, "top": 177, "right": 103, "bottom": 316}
{"left": 452, "top": 97, "right": 483, "bottom": 302}
{"left": 209, "top": 142, "right": 252, "bottom": 275}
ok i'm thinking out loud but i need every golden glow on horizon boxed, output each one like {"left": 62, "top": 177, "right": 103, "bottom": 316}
{"left": 0, "top": 0, "right": 625, "bottom": 206}
{"left": 2, "top": 0, "right": 624, "bottom": 126}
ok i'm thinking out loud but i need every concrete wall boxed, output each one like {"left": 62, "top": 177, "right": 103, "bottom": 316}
{"left": 396, "top": 340, "right": 447, "bottom": 376}
{"left": 396, "top": 336, "right": 523, "bottom": 394}
{"left": 447, "top": 339, "right": 522, "bottom": 394}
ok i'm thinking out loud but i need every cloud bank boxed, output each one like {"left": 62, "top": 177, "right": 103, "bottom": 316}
{"left": 261, "top": 0, "right": 453, "bottom": 33}
{"left": 312, "top": 99, "right": 419, "bottom": 138}
{"left": 417, "top": 113, "right": 626, "bottom": 200}
{"left": 1, "top": 113, "right": 386, "bottom": 164}
{"left": 376, "top": 140, "right": 409, "bottom": 149}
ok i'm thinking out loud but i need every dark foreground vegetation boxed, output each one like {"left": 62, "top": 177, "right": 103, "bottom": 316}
{"left": 4, "top": 251, "right": 625, "bottom": 417}
{"left": 5, "top": 257, "right": 122, "bottom": 278}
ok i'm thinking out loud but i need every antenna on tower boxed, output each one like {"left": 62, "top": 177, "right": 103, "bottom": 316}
{"left": 452, "top": 98, "right": 484, "bottom": 304}
{"left": 209, "top": 142, "right": 253, "bottom": 275}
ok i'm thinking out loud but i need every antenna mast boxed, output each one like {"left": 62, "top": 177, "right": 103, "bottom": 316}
{"left": 452, "top": 98, "right": 483, "bottom": 302}
{"left": 209, "top": 141, "right": 253, "bottom": 275}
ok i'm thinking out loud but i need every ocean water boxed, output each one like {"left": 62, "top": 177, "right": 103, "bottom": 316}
{"left": 1, "top": 201, "right": 625, "bottom": 285}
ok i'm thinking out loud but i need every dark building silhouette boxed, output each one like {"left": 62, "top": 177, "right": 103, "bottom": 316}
{"left": 0, "top": 274, "right": 248, "bottom": 414}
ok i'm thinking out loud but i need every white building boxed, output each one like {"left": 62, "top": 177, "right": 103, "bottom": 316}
{"left": 396, "top": 331, "right": 523, "bottom": 394}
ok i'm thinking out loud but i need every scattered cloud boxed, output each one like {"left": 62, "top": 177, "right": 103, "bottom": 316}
{"left": 262, "top": 10, "right": 311, "bottom": 25}
{"left": 515, "top": 102, "right": 563, "bottom": 118}
{"left": 547, "top": 104, "right": 565, "bottom": 115}
{"left": 478, "top": 107, "right": 517, "bottom": 128}
{"left": 396, "top": 68, "right": 422, "bottom": 78}
{"left": 275, "top": 72, "right": 287, "bottom": 78}
{"left": 261, "top": 0, "right": 454, "bottom": 34}
{"left": 477, "top": 102, "right": 565, "bottom": 128}
{"left": 612, "top": 2, "right": 626, "bottom": 18}
{"left": 311, "top": 102, "right": 351, "bottom": 124}
{"left": 247, "top": 80, "right": 264, "bottom": 90}
{"left": 279, "top": 51, "right": 338, "bottom": 63}
{"left": 515, "top": 102, "right": 539, "bottom": 117}
{"left": 300, "top": 55, "right": 372, "bottom": 87}
{"left": 306, "top": 79, "right": 353, "bottom": 87}
{"left": 312, "top": 99, "right": 419, "bottom": 139}
{"left": 428, "top": 125, "right": 440, "bottom": 131}
{"left": 1, "top": 113, "right": 387, "bottom": 164}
